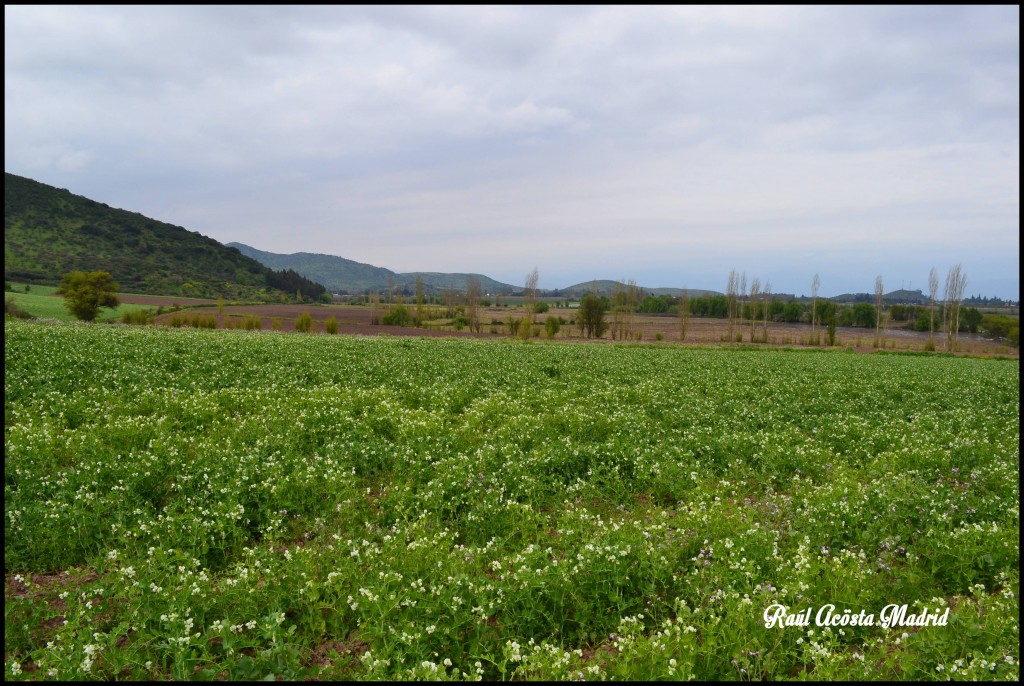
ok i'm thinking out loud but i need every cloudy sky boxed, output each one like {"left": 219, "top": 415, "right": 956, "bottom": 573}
{"left": 5, "top": 6, "right": 1019, "bottom": 298}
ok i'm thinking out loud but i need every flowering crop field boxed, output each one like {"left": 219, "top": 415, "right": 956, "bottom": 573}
{"left": 4, "top": 318, "right": 1019, "bottom": 681}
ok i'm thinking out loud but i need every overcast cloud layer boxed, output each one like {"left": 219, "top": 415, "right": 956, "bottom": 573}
{"left": 5, "top": 6, "right": 1019, "bottom": 298}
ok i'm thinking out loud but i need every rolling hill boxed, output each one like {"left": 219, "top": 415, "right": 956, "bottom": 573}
{"left": 228, "top": 242, "right": 519, "bottom": 296}
{"left": 4, "top": 173, "right": 326, "bottom": 300}
{"left": 560, "top": 280, "right": 721, "bottom": 298}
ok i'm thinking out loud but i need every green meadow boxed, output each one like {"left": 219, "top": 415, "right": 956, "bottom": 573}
{"left": 5, "top": 284, "right": 156, "bottom": 323}
{"left": 4, "top": 319, "right": 1019, "bottom": 680}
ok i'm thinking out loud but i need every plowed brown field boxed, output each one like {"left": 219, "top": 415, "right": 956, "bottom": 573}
{"left": 145, "top": 303, "right": 1017, "bottom": 357}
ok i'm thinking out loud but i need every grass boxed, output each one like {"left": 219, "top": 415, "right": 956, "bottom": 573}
{"left": 4, "top": 319, "right": 1019, "bottom": 681}
{"left": 5, "top": 284, "right": 167, "bottom": 323}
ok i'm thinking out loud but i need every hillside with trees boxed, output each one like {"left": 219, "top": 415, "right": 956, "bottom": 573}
{"left": 4, "top": 173, "right": 326, "bottom": 300}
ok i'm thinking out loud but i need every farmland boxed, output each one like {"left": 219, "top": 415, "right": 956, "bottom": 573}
{"left": 4, "top": 319, "right": 1019, "bottom": 681}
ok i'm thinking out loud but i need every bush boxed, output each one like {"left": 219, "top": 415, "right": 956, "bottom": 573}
{"left": 272, "top": 317, "right": 282, "bottom": 331}
{"left": 981, "top": 314, "right": 1019, "bottom": 347}
{"left": 294, "top": 312, "right": 314, "bottom": 333}
{"left": 545, "top": 316, "right": 561, "bottom": 339}
{"left": 120, "top": 309, "right": 154, "bottom": 325}
{"left": 382, "top": 305, "right": 412, "bottom": 327}
{"left": 324, "top": 316, "right": 339, "bottom": 334}
{"left": 59, "top": 270, "right": 120, "bottom": 322}
{"left": 244, "top": 315, "right": 261, "bottom": 331}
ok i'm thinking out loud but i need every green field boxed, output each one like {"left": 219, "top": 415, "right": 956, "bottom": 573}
{"left": 4, "top": 319, "right": 1019, "bottom": 680}
{"left": 5, "top": 284, "right": 158, "bottom": 323}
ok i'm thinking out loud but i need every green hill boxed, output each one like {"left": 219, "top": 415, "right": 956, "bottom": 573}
{"left": 401, "top": 272, "right": 518, "bottom": 296}
{"left": 4, "top": 173, "right": 326, "bottom": 300}
{"left": 832, "top": 289, "right": 929, "bottom": 304}
{"left": 228, "top": 243, "right": 393, "bottom": 294}
{"left": 561, "top": 280, "right": 720, "bottom": 298}
{"left": 229, "top": 242, "right": 519, "bottom": 295}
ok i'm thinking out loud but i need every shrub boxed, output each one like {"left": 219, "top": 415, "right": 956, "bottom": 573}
{"left": 244, "top": 315, "right": 261, "bottom": 331}
{"left": 272, "top": 317, "right": 282, "bottom": 331}
{"left": 519, "top": 319, "right": 533, "bottom": 340}
{"left": 545, "top": 317, "right": 561, "bottom": 339}
{"left": 120, "top": 309, "right": 154, "bottom": 325}
{"left": 294, "top": 312, "right": 314, "bottom": 333}
{"left": 324, "top": 316, "right": 339, "bottom": 335}
{"left": 382, "top": 305, "right": 412, "bottom": 327}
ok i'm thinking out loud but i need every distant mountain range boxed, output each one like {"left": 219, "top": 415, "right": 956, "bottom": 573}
{"left": 228, "top": 243, "right": 519, "bottom": 296}
{"left": 4, "top": 173, "right": 326, "bottom": 300}
{"left": 558, "top": 280, "right": 719, "bottom": 299}
{"left": 229, "top": 245, "right": 726, "bottom": 298}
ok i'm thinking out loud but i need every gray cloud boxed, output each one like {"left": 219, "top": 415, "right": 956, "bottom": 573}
{"left": 4, "top": 5, "right": 1018, "bottom": 297}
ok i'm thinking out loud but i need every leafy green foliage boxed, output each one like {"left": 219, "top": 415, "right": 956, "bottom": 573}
{"left": 544, "top": 316, "right": 561, "bottom": 339}
{"left": 3, "top": 321, "right": 1019, "bottom": 681}
{"left": 120, "top": 308, "right": 155, "bottom": 325}
{"left": 982, "top": 314, "right": 1019, "bottom": 347}
{"left": 293, "top": 312, "right": 314, "bottom": 333}
{"left": 578, "top": 292, "right": 607, "bottom": 338}
{"left": 381, "top": 304, "right": 412, "bottom": 327}
{"left": 58, "top": 270, "right": 120, "bottom": 322}
{"left": 824, "top": 301, "right": 838, "bottom": 345}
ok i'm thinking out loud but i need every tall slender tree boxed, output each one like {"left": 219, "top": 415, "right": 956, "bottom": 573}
{"left": 611, "top": 280, "right": 625, "bottom": 340}
{"left": 740, "top": 272, "right": 748, "bottom": 342}
{"left": 416, "top": 275, "right": 425, "bottom": 326}
{"left": 749, "top": 277, "right": 761, "bottom": 342}
{"left": 726, "top": 269, "right": 739, "bottom": 340}
{"left": 762, "top": 280, "right": 772, "bottom": 341}
{"left": 524, "top": 266, "right": 539, "bottom": 329}
{"left": 944, "top": 264, "right": 967, "bottom": 351}
{"left": 626, "top": 278, "right": 639, "bottom": 340}
{"left": 874, "top": 275, "right": 885, "bottom": 348}
{"left": 678, "top": 287, "right": 690, "bottom": 342}
{"left": 466, "top": 277, "right": 482, "bottom": 333}
{"left": 928, "top": 267, "right": 939, "bottom": 346}
{"left": 811, "top": 273, "right": 821, "bottom": 344}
